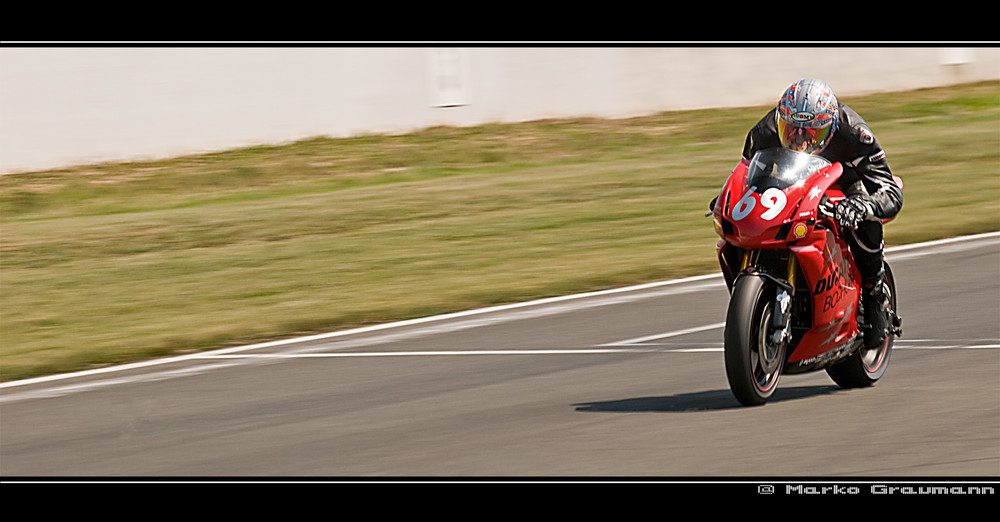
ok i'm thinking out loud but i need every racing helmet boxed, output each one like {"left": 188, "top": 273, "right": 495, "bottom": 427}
{"left": 775, "top": 78, "right": 839, "bottom": 154}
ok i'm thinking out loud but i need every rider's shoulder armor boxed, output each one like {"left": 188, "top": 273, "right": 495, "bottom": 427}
{"left": 826, "top": 105, "right": 902, "bottom": 219}
{"left": 824, "top": 105, "right": 883, "bottom": 165}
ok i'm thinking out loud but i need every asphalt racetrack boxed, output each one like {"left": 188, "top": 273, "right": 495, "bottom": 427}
{"left": 2, "top": 233, "right": 998, "bottom": 478}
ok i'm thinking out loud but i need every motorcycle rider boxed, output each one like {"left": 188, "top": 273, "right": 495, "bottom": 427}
{"left": 739, "top": 78, "right": 903, "bottom": 349}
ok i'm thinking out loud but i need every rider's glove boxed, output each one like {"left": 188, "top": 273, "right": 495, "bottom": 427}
{"left": 833, "top": 195, "right": 875, "bottom": 229}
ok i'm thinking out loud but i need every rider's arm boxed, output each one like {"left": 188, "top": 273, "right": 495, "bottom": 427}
{"left": 839, "top": 106, "right": 903, "bottom": 220}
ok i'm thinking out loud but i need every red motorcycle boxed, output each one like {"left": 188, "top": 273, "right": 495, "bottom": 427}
{"left": 711, "top": 147, "right": 902, "bottom": 406}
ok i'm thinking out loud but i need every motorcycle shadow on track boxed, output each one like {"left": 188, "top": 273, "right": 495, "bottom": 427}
{"left": 574, "top": 385, "right": 842, "bottom": 412}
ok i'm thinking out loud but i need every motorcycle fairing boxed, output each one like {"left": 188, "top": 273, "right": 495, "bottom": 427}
{"left": 713, "top": 155, "right": 844, "bottom": 250}
{"left": 787, "top": 229, "right": 861, "bottom": 363}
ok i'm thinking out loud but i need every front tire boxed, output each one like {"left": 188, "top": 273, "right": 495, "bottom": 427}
{"left": 724, "top": 275, "right": 786, "bottom": 406}
{"left": 826, "top": 264, "right": 898, "bottom": 388}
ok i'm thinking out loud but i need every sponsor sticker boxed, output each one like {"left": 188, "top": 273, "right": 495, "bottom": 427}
{"left": 793, "top": 222, "right": 808, "bottom": 238}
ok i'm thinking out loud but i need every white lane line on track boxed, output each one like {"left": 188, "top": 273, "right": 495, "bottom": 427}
{"left": 196, "top": 349, "right": 653, "bottom": 358}
{"left": 2, "top": 232, "right": 997, "bottom": 395}
{"left": 895, "top": 344, "right": 1000, "bottom": 350}
{"left": 599, "top": 322, "right": 726, "bottom": 346}
{"left": 883, "top": 231, "right": 1000, "bottom": 260}
{"left": 3, "top": 344, "right": 996, "bottom": 404}
{"left": 188, "top": 341, "right": 1000, "bottom": 359}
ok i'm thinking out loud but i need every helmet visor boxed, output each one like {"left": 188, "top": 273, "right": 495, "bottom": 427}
{"left": 778, "top": 118, "right": 832, "bottom": 154}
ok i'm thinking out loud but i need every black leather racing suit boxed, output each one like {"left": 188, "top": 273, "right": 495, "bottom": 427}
{"left": 742, "top": 105, "right": 903, "bottom": 282}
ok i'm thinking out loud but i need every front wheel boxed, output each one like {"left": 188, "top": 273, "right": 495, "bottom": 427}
{"left": 724, "top": 275, "right": 786, "bottom": 406}
{"left": 825, "top": 264, "right": 899, "bottom": 388}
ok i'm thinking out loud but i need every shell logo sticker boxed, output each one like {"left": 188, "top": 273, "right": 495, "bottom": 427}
{"left": 793, "top": 222, "right": 808, "bottom": 238}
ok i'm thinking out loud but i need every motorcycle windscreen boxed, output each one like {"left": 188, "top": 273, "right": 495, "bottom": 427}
{"left": 745, "top": 148, "right": 832, "bottom": 191}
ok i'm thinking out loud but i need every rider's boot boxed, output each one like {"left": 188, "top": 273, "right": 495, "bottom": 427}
{"left": 861, "top": 271, "right": 890, "bottom": 349}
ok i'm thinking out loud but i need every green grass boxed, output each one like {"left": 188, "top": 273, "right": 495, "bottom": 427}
{"left": 2, "top": 81, "right": 998, "bottom": 382}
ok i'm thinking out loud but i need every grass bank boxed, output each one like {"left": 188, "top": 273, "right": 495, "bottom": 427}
{"left": 1, "top": 81, "right": 997, "bottom": 382}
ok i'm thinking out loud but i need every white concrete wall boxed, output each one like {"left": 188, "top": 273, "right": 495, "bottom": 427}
{"left": 1, "top": 46, "right": 997, "bottom": 174}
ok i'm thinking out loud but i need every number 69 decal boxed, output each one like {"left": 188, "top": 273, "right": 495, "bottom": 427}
{"left": 732, "top": 186, "right": 787, "bottom": 221}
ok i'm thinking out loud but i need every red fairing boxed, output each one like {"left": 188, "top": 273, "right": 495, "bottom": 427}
{"left": 787, "top": 230, "right": 861, "bottom": 362}
{"left": 713, "top": 159, "right": 844, "bottom": 249}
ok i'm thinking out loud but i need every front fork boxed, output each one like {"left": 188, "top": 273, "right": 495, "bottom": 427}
{"left": 740, "top": 249, "right": 797, "bottom": 346}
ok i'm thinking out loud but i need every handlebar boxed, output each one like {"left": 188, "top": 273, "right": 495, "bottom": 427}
{"left": 818, "top": 194, "right": 836, "bottom": 219}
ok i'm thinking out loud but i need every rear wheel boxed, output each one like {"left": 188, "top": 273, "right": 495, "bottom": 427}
{"left": 826, "top": 264, "right": 898, "bottom": 388}
{"left": 724, "top": 275, "right": 786, "bottom": 406}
